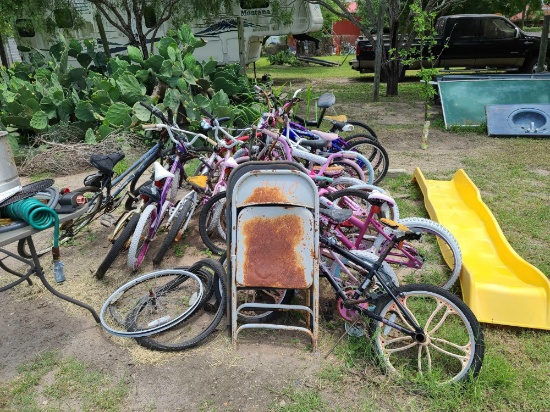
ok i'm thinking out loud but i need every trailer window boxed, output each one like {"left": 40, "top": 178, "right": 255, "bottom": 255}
{"left": 15, "top": 19, "right": 35, "bottom": 37}
{"left": 240, "top": 0, "right": 269, "bottom": 9}
{"left": 144, "top": 5, "right": 157, "bottom": 28}
{"left": 54, "top": 9, "right": 73, "bottom": 28}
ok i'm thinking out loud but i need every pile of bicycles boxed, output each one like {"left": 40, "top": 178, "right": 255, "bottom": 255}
{"left": 33, "top": 87, "right": 483, "bottom": 384}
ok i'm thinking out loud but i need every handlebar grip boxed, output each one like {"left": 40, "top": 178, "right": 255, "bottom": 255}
{"left": 142, "top": 123, "right": 161, "bottom": 130}
{"left": 254, "top": 85, "right": 263, "bottom": 93}
{"left": 200, "top": 107, "right": 215, "bottom": 121}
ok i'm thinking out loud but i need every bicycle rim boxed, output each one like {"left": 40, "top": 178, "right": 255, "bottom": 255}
{"left": 100, "top": 268, "right": 205, "bottom": 338}
{"left": 134, "top": 259, "right": 227, "bottom": 351}
{"left": 370, "top": 285, "right": 484, "bottom": 384}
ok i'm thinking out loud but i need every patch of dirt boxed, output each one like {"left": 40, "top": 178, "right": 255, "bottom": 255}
{"left": 0, "top": 90, "right": 488, "bottom": 411}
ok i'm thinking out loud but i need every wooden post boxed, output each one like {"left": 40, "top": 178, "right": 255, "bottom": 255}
{"left": 536, "top": 15, "right": 549, "bottom": 73}
{"left": 237, "top": 17, "right": 246, "bottom": 75}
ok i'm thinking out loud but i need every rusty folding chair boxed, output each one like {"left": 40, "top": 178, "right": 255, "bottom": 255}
{"left": 225, "top": 161, "right": 319, "bottom": 351}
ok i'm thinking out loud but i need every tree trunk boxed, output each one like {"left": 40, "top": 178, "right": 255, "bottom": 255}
{"left": 0, "top": 34, "right": 9, "bottom": 67}
{"left": 94, "top": 12, "right": 111, "bottom": 58}
{"left": 372, "top": 3, "right": 384, "bottom": 102}
{"left": 237, "top": 17, "right": 246, "bottom": 75}
{"left": 385, "top": 19, "right": 400, "bottom": 96}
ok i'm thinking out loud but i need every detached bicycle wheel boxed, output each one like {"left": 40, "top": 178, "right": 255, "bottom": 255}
{"left": 370, "top": 284, "right": 484, "bottom": 384}
{"left": 199, "top": 191, "right": 227, "bottom": 255}
{"left": 134, "top": 259, "right": 227, "bottom": 351}
{"left": 100, "top": 268, "right": 205, "bottom": 338}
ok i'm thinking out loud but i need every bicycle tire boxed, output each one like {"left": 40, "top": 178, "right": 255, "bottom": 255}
{"left": 325, "top": 188, "right": 399, "bottom": 226}
{"left": 128, "top": 203, "right": 157, "bottom": 271}
{"left": 369, "top": 284, "right": 484, "bottom": 383}
{"left": 198, "top": 191, "right": 227, "bottom": 255}
{"left": 373, "top": 217, "right": 462, "bottom": 290}
{"left": 323, "top": 119, "right": 378, "bottom": 142}
{"left": 152, "top": 196, "right": 194, "bottom": 265}
{"left": 344, "top": 137, "right": 389, "bottom": 185}
{"left": 133, "top": 258, "right": 227, "bottom": 351}
{"left": 100, "top": 268, "right": 205, "bottom": 338}
{"left": 95, "top": 212, "right": 141, "bottom": 280}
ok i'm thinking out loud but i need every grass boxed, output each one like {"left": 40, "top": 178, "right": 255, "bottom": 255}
{"left": 0, "top": 351, "right": 129, "bottom": 412}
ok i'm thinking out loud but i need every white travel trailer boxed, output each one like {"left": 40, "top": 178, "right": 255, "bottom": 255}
{"left": 10, "top": 0, "right": 323, "bottom": 65}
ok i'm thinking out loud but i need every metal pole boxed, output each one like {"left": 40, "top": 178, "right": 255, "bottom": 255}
{"left": 237, "top": 17, "right": 246, "bottom": 75}
{"left": 536, "top": 15, "right": 549, "bottom": 73}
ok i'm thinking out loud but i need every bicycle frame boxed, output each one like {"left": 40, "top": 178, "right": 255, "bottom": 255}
{"left": 319, "top": 191, "right": 423, "bottom": 271}
{"left": 319, "top": 234, "right": 424, "bottom": 338}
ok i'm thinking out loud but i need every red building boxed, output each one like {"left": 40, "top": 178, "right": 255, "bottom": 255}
{"left": 331, "top": 2, "right": 361, "bottom": 54}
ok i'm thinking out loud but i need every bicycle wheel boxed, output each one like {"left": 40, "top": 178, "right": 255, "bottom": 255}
{"left": 95, "top": 212, "right": 140, "bottom": 280}
{"left": 369, "top": 284, "right": 484, "bottom": 384}
{"left": 100, "top": 268, "right": 205, "bottom": 338}
{"left": 152, "top": 196, "right": 195, "bottom": 265}
{"left": 324, "top": 119, "right": 378, "bottom": 142}
{"left": 344, "top": 137, "right": 389, "bottom": 185}
{"left": 237, "top": 289, "right": 295, "bottom": 324}
{"left": 128, "top": 203, "right": 157, "bottom": 271}
{"left": 198, "top": 191, "right": 227, "bottom": 255}
{"left": 134, "top": 259, "right": 227, "bottom": 351}
{"left": 325, "top": 188, "right": 399, "bottom": 232}
{"left": 373, "top": 217, "right": 462, "bottom": 290}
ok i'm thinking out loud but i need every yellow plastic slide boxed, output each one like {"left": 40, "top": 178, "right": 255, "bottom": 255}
{"left": 413, "top": 168, "right": 550, "bottom": 330}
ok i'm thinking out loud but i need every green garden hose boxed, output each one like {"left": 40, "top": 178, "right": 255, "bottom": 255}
{"left": 2, "top": 198, "right": 60, "bottom": 248}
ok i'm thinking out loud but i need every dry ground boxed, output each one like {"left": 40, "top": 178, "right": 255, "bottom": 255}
{"left": 0, "top": 92, "right": 512, "bottom": 411}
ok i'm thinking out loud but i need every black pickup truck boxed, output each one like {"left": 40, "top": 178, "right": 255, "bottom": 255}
{"left": 350, "top": 14, "right": 550, "bottom": 76}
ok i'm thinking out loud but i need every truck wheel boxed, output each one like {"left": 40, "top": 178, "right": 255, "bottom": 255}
{"left": 522, "top": 57, "right": 549, "bottom": 73}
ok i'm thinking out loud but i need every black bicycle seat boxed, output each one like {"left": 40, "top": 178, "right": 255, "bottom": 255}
{"left": 299, "top": 139, "right": 328, "bottom": 150}
{"left": 89, "top": 153, "right": 125, "bottom": 174}
{"left": 320, "top": 207, "right": 353, "bottom": 223}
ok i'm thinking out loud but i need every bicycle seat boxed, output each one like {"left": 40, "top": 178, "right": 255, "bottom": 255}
{"left": 138, "top": 182, "right": 161, "bottom": 203}
{"left": 89, "top": 153, "right": 125, "bottom": 174}
{"left": 320, "top": 207, "right": 353, "bottom": 223}
{"left": 325, "top": 115, "right": 348, "bottom": 123}
{"left": 368, "top": 191, "right": 396, "bottom": 206}
{"left": 300, "top": 138, "right": 329, "bottom": 150}
{"left": 311, "top": 130, "right": 339, "bottom": 142}
{"left": 317, "top": 93, "right": 336, "bottom": 108}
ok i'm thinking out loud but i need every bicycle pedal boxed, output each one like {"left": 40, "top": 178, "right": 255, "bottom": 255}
{"left": 100, "top": 214, "right": 116, "bottom": 227}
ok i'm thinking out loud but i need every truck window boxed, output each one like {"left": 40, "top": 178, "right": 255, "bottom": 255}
{"left": 482, "top": 18, "right": 515, "bottom": 39}
{"left": 15, "top": 19, "right": 35, "bottom": 37}
{"left": 435, "top": 19, "right": 446, "bottom": 36}
{"left": 240, "top": 0, "right": 269, "bottom": 8}
{"left": 449, "top": 18, "right": 477, "bottom": 39}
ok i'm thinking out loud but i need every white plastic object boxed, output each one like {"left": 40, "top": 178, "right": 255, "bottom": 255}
{"left": 153, "top": 162, "right": 175, "bottom": 181}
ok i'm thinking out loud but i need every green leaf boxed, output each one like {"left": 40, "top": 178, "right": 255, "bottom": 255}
{"left": 75, "top": 101, "right": 96, "bottom": 122}
{"left": 85, "top": 128, "right": 96, "bottom": 144}
{"left": 163, "top": 88, "right": 181, "bottom": 114}
{"left": 183, "top": 54, "right": 197, "bottom": 71}
{"left": 104, "top": 102, "right": 132, "bottom": 127}
{"left": 116, "top": 73, "right": 146, "bottom": 105}
{"left": 91, "top": 90, "right": 111, "bottom": 106}
{"left": 194, "top": 94, "right": 210, "bottom": 108}
{"left": 97, "top": 124, "right": 113, "bottom": 140}
{"left": 127, "top": 45, "right": 144, "bottom": 63}
{"left": 133, "top": 101, "right": 153, "bottom": 122}
{"left": 143, "top": 55, "right": 164, "bottom": 72}
{"left": 69, "top": 38, "right": 82, "bottom": 54}
{"left": 176, "top": 78, "right": 188, "bottom": 93}
{"left": 202, "top": 60, "right": 217, "bottom": 76}
{"left": 135, "top": 69, "right": 150, "bottom": 83}
{"left": 57, "top": 99, "right": 74, "bottom": 122}
{"left": 212, "top": 77, "right": 240, "bottom": 96}
{"left": 167, "top": 45, "right": 178, "bottom": 61}
{"left": 157, "top": 37, "right": 178, "bottom": 60}
{"left": 210, "top": 90, "right": 230, "bottom": 108}
{"left": 30, "top": 110, "right": 49, "bottom": 130}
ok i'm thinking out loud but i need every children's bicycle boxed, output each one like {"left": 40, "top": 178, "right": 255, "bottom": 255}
{"left": 318, "top": 213, "right": 484, "bottom": 384}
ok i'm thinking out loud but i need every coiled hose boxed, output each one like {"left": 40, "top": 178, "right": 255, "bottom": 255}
{"left": 2, "top": 198, "right": 60, "bottom": 248}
